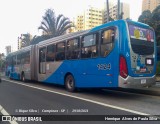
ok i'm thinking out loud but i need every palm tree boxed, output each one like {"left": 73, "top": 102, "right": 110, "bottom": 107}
{"left": 38, "top": 9, "right": 74, "bottom": 38}
{"left": 20, "top": 33, "right": 33, "bottom": 48}
{"left": 30, "top": 35, "right": 47, "bottom": 45}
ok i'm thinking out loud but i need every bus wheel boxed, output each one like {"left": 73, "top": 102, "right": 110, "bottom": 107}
{"left": 21, "top": 74, "right": 26, "bottom": 82}
{"left": 65, "top": 75, "right": 75, "bottom": 92}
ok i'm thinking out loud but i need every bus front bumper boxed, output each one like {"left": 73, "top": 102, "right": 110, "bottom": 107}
{"left": 118, "top": 75, "right": 156, "bottom": 88}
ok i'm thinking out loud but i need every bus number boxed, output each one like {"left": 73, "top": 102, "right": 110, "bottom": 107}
{"left": 97, "top": 63, "right": 111, "bottom": 70}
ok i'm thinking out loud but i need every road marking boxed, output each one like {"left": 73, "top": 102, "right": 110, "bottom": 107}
{"left": 3, "top": 79, "right": 149, "bottom": 115}
{"left": 0, "top": 105, "right": 18, "bottom": 124}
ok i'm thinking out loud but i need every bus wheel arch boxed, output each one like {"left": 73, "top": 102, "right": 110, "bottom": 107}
{"left": 64, "top": 73, "right": 76, "bottom": 92}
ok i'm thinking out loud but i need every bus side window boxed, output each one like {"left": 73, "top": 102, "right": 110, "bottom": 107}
{"left": 24, "top": 52, "right": 30, "bottom": 64}
{"left": 17, "top": 54, "right": 21, "bottom": 65}
{"left": 46, "top": 44, "right": 55, "bottom": 62}
{"left": 67, "top": 38, "right": 80, "bottom": 60}
{"left": 13, "top": 56, "right": 17, "bottom": 65}
{"left": 56, "top": 42, "right": 65, "bottom": 61}
{"left": 39, "top": 47, "right": 46, "bottom": 62}
{"left": 81, "top": 34, "right": 98, "bottom": 58}
{"left": 101, "top": 29, "right": 115, "bottom": 57}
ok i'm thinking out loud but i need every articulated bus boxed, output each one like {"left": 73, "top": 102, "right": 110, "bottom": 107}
{"left": 6, "top": 20, "right": 156, "bottom": 92}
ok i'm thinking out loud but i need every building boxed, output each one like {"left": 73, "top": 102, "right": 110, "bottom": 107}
{"left": 142, "top": 0, "right": 160, "bottom": 12}
{"left": 18, "top": 37, "right": 22, "bottom": 50}
{"left": 103, "top": 2, "right": 130, "bottom": 23}
{"left": 76, "top": 14, "right": 85, "bottom": 31}
{"left": 5, "top": 46, "right": 11, "bottom": 56}
{"left": 75, "top": 6, "right": 103, "bottom": 31}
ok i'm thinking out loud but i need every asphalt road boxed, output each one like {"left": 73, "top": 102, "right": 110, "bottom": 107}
{"left": 0, "top": 79, "right": 160, "bottom": 124}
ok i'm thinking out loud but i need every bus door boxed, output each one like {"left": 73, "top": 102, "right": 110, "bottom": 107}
{"left": 39, "top": 47, "right": 46, "bottom": 81}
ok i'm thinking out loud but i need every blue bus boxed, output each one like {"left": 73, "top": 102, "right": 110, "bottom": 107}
{"left": 6, "top": 20, "right": 157, "bottom": 92}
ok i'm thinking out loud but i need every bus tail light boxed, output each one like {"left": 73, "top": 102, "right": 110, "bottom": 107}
{"left": 119, "top": 56, "right": 128, "bottom": 78}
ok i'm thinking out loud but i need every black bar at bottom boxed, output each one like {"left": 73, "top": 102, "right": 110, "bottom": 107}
{"left": 0, "top": 115, "right": 160, "bottom": 121}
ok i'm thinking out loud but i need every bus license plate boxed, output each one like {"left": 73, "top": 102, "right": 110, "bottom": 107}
{"left": 141, "top": 79, "right": 146, "bottom": 84}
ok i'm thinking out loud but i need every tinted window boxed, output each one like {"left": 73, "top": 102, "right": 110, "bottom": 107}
{"left": 39, "top": 47, "right": 46, "bottom": 62}
{"left": 101, "top": 29, "right": 115, "bottom": 57}
{"left": 56, "top": 42, "right": 65, "bottom": 61}
{"left": 17, "top": 54, "right": 21, "bottom": 65}
{"left": 13, "top": 56, "right": 16, "bottom": 65}
{"left": 67, "top": 38, "right": 80, "bottom": 59}
{"left": 81, "top": 34, "right": 98, "bottom": 58}
{"left": 128, "top": 24, "right": 154, "bottom": 55}
{"left": 46, "top": 45, "right": 55, "bottom": 62}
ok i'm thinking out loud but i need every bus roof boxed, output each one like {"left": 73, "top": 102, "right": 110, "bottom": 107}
{"left": 6, "top": 45, "right": 32, "bottom": 57}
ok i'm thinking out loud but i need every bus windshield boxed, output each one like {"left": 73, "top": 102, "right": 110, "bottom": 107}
{"left": 128, "top": 24, "right": 154, "bottom": 55}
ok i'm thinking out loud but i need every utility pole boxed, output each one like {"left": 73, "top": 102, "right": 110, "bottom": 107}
{"left": 117, "top": 0, "right": 120, "bottom": 20}
{"left": 106, "top": 0, "right": 110, "bottom": 22}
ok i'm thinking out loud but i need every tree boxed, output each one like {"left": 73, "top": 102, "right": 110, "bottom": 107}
{"left": 151, "top": 5, "right": 160, "bottom": 45}
{"left": 138, "top": 10, "right": 152, "bottom": 25}
{"left": 20, "top": 33, "right": 33, "bottom": 48}
{"left": 30, "top": 35, "right": 49, "bottom": 45}
{"left": 38, "top": 9, "right": 74, "bottom": 38}
{"left": 138, "top": 6, "right": 160, "bottom": 45}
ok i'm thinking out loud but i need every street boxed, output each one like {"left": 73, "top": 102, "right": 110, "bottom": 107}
{"left": 0, "top": 78, "right": 160, "bottom": 124}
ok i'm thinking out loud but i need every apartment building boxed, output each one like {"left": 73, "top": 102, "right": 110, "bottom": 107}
{"left": 75, "top": 6, "right": 103, "bottom": 31}
{"left": 103, "top": 2, "right": 130, "bottom": 23}
{"left": 142, "top": 0, "right": 160, "bottom": 12}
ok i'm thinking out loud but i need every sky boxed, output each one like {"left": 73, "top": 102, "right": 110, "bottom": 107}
{"left": 0, "top": 0, "right": 142, "bottom": 54}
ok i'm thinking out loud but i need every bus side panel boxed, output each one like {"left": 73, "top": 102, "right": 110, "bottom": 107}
{"left": 10, "top": 65, "right": 20, "bottom": 80}
{"left": 41, "top": 48, "right": 119, "bottom": 88}
{"left": 39, "top": 27, "right": 120, "bottom": 88}
{"left": 75, "top": 45, "right": 119, "bottom": 87}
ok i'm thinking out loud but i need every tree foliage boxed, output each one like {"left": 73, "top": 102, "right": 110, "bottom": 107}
{"left": 30, "top": 35, "right": 50, "bottom": 45}
{"left": 138, "top": 5, "right": 160, "bottom": 45}
{"left": 20, "top": 33, "right": 33, "bottom": 48}
{"left": 38, "top": 9, "right": 74, "bottom": 39}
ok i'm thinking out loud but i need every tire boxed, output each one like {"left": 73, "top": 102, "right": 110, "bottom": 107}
{"left": 21, "top": 74, "right": 26, "bottom": 82}
{"left": 65, "top": 74, "right": 76, "bottom": 92}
